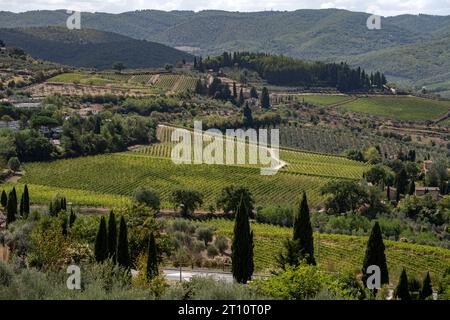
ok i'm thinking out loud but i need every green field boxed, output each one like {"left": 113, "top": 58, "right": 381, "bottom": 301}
{"left": 2, "top": 131, "right": 368, "bottom": 209}
{"left": 199, "top": 219, "right": 450, "bottom": 280}
{"left": 338, "top": 96, "right": 450, "bottom": 121}
{"left": 296, "top": 94, "right": 352, "bottom": 106}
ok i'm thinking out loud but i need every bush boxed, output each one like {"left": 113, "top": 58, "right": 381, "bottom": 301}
{"left": 196, "top": 226, "right": 214, "bottom": 246}
{"left": 171, "top": 219, "right": 197, "bottom": 234}
{"left": 163, "top": 276, "right": 266, "bottom": 300}
{"left": 7, "top": 157, "right": 20, "bottom": 172}
{"left": 256, "top": 206, "right": 294, "bottom": 227}
{"left": 206, "top": 245, "right": 219, "bottom": 258}
{"left": 0, "top": 260, "right": 13, "bottom": 287}
{"left": 214, "top": 235, "right": 228, "bottom": 254}
{"left": 132, "top": 186, "right": 160, "bottom": 211}
{"left": 254, "top": 264, "right": 333, "bottom": 300}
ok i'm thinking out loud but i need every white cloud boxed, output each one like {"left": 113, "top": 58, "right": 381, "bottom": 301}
{"left": 0, "top": 0, "right": 449, "bottom": 16}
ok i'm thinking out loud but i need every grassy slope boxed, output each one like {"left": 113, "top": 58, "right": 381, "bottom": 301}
{"left": 338, "top": 96, "right": 450, "bottom": 121}
{"left": 199, "top": 219, "right": 450, "bottom": 280}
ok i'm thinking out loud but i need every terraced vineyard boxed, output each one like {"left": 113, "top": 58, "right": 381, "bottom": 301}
{"left": 154, "top": 75, "right": 179, "bottom": 91}
{"left": 198, "top": 219, "right": 450, "bottom": 279}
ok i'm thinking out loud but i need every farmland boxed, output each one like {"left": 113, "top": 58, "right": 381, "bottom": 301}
{"left": 198, "top": 219, "right": 450, "bottom": 279}
{"left": 5, "top": 132, "right": 369, "bottom": 209}
{"left": 44, "top": 71, "right": 197, "bottom": 96}
{"left": 337, "top": 96, "right": 450, "bottom": 121}
{"left": 296, "top": 94, "right": 353, "bottom": 106}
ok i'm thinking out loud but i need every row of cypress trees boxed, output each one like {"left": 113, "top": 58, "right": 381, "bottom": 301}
{"left": 2, "top": 185, "right": 30, "bottom": 226}
{"left": 94, "top": 210, "right": 159, "bottom": 280}
{"left": 94, "top": 211, "right": 131, "bottom": 269}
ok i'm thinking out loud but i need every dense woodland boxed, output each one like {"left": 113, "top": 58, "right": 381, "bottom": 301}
{"left": 196, "top": 52, "right": 387, "bottom": 91}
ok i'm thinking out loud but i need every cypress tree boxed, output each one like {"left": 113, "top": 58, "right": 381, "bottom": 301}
{"left": 231, "top": 194, "right": 254, "bottom": 284}
{"left": 94, "top": 216, "right": 108, "bottom": 262}
{"left": 146, "top": 232, "right": 159, "bottom": 281}
{"left": 6, "top": 189, "right": 17, "bottom": 226}
{"left": 23, "top": 185, "right": 30, "bottom": 217}
{"left": 362, "top": 222, "right": 389, "bottom": 286}
{"left": 232, "top": 82, "right": 237, "bottom": 98}
{"left": 1, "top": 190, "right": 7, "bottom": 207}
{"left": 238, "top": 88, "right": 245, "bottom": 106}
{"left": 69, "top": 208, "right": 77, "bottom": 227}
{"left": 117, "top": 216, "right": 130, "bottom": 268}
{"left": 407, "top": 180, "right": 416, "bottom": 195}
{"left": 293, "top": 192, "right": 315, "bottom": 265}
{"left": 419, "top": 272, "right": 433, "bottom": 300}
{"left": 396, "top": 169, "right": 408, "bottom": 201}
{"left": 19, "top": 194, "right": 24, "bottom": 217}
{"left": 260, "top": 87, "right": 270, "bottom": 109}
{"left": 107, "top": 210, "right": 117, "bottom": 263}
{"left": 395, "top": 268, "right": 411, "bottom": 300}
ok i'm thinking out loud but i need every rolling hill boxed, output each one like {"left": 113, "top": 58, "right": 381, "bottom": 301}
{"left": 0, "top": 26, "right": 193, "bottom": 69}
{"left": 1, "top": 9, "right": 450, "bottom": 87}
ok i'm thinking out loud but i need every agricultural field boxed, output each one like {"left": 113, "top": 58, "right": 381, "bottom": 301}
{"left": 295, "top": 94, "right": 353, "bottom": 106}
{"left": 4, "top": 124, "right": 369, "bottom": 209}
{"left": 198, "top": 219, "right": 450, "bottom": 279}
{"left": 337, "top": 96, "right": 450, "bottom": 121}
{"left": 275, "top": 124, "right": 447, "bottom": 160}
{"left": 14, "top": 153, "right": 335, "bottom": 209}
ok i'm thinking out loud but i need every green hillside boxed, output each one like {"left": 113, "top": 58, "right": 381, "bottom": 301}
{"left": 0, "top": 27, "right": 193, "bottom": 69}
{"left": 1, "top": 9, "right": 450, "bottom": 87}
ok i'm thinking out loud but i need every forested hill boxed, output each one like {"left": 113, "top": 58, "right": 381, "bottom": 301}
{"left": 0, "top": 27, "right": 193, "bottom": 69}
{"left": 199, "top": 52, "right": 387, "bottom": 91}
{"left": 1, "top": 9, "right": 450, "bottom": 87}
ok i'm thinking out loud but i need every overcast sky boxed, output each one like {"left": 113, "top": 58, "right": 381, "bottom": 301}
{"left": 1, "top": 0, "right": 450, "bottom": 16}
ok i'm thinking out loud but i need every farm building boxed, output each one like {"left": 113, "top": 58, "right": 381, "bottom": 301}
{"left": 415, "top": 187, "right": 441, "bottom": 199}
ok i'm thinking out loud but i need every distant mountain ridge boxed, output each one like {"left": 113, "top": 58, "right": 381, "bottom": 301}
{"left": 0, "top": 26, "right": 193, "bottom": 69}
{"left": 0, "top": 9, "right": 449, "bottom": 87}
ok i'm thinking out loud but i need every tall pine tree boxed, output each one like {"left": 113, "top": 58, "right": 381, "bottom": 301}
{"left": 107, "top": 210, "right": 117, "bottom": 263}
{"left": 293, "top": 192, "right": 315, "bottom": 265}
{"left": 362, "top": 222, "right": 389, "bottom": 286}
{"left": 117, "top": 216, "right": 130, "bottom": 268}
{"left": 94, "top": 216, "right": 108, "bottom": 262}
{"left": 419, "top": 272, "right": 433, "bottom": 300}
{"left": 231, "top": 194, "right": 254, "bottom": 284}
{"left": 146, "top": 232, "right": 159, "bottom": 281}
{"left": 395, "top": 268, "right": 411, "bottom": 300}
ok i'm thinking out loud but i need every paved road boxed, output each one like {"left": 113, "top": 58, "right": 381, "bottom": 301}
{"left": 163, "top": 268, "right": 234, "bottom": 283}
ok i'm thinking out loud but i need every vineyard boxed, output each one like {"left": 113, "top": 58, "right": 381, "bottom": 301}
{"left": 17, "top": 153, "right": 336, "bottom": 209}
{"left": 338, "top": 96, "right": 450, "bottom": 121}
{"left": 273, "top": 124, "right": 446, "bottom": 160}
{"left": 295, "top": 94, "right": 352, "bottom": 106}
{"left": 198, "top": 219, "right": 450, "bottom": 280}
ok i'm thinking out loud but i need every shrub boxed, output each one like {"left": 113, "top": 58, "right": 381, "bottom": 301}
{"left": 214, "top": 235, "right": 228, "bottom": 254}
{"left": 206, "top": 245, "right": 219, "bottom": 257}
{"left": 254, "top": 264, "right": 333, "bottom": 300}
{"left": 7, "top": 157, "right": 20, "bottom": 172}
{"left": 132, "top": 186, "right": 160, "bottom": 211}
{"left": 196, "top": 226, "right": 214, "bottom": 246}
{"left": 163, "top": 276, "right": 266, "bottom": 300}
{"left": 256, "top": 206, "right": 294, "bottom": 227}
{"left": 0, "top": 260, "right": 13, "bottom": 287}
